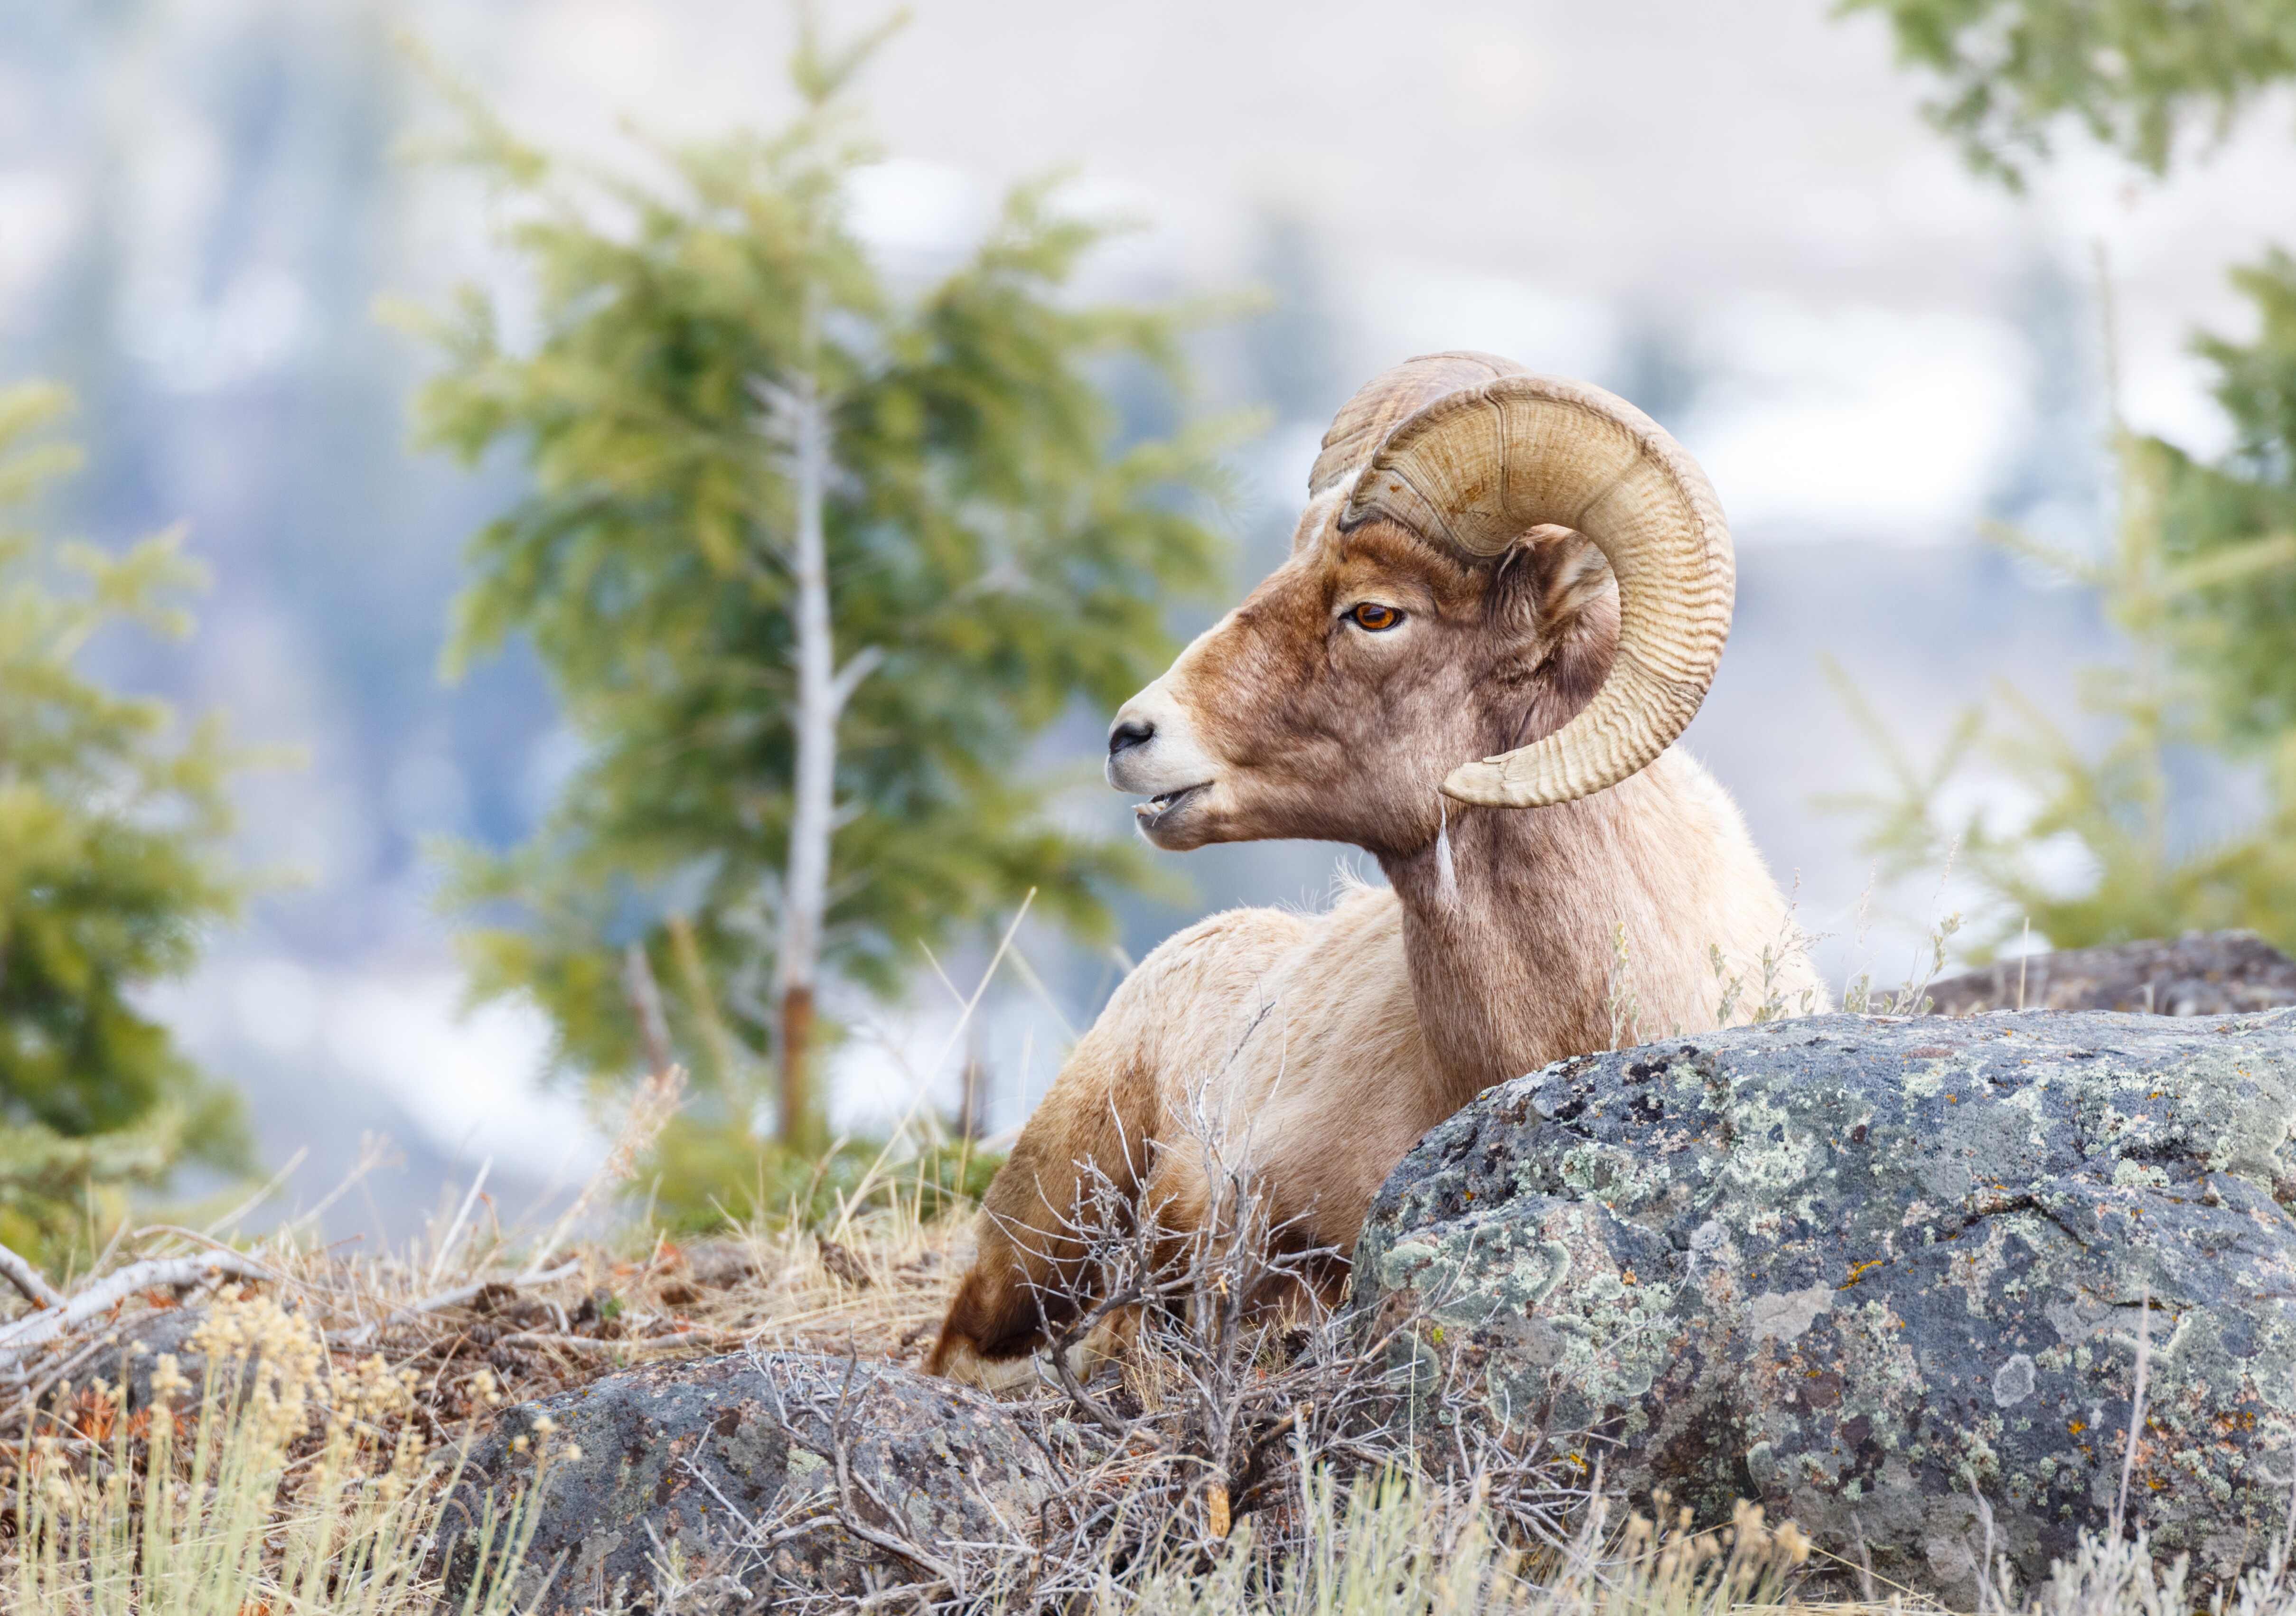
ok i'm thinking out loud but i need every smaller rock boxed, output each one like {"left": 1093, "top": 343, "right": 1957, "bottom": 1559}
{"left": 1928, "top": 930, "right": 2296, "bottom": 1017}
{"left": 468, "top": 1283, "right": 557, "bottom": 1330}
{"left": 682, "top": 1240, "right": 763, "bottom": 1293}
{"left": 50, "top": 1308, "right": 243, "bottom": 1414}
{"left": 815, "top": 1233, "right": 873, "bottom": 1289}
{"left": 439, "top": 1350, "right": 1051, "bottom": 1613}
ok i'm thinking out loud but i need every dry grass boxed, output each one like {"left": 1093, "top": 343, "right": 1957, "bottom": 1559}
{"left": 0, "top": 1180, "right": 975, "bottom": 1456}
{"left": 0, "top": 1215, "right": 968, "bottom": 1613}
{"left": 6, "top": 1083, "right": 2296, "bottom": 1615}
{"left": 4, "top": 1288, "right": 564, "bottom": 1616}
{"left": 565, "top": 1110, "right": 1803, "bottom": 1614}
{"left": 0, "top": 1070, "right": 982, "bottom": 1614}
{"left": 0, "top": 1061, "right": 982, "bottom": 1440}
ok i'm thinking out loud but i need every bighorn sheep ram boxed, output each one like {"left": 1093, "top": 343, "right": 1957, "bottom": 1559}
{"left": 927, "top": 352, "right": 1824, "bottom": 1385}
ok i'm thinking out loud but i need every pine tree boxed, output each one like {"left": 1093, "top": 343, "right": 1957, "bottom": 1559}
{"left": 1834, "top": 0, "right": 2296, "bottom": 959}
{"left": 1826, "top": 404, "right": 2296, "bottom": 957}
{"left": 1843, "top": 1, "right": 2296, "bottom": 734}
{"left": 0, "top": 379, "right": 251, "bottom": 1260}
{"left": 1845, "top": 0, "right": 2296, "bottom": 187}
{"left": 2156, "top": 248, "right": 2296, "bottom": 745}
{"left": 412, "top": 23, "right": 1240, "bottom": 1167}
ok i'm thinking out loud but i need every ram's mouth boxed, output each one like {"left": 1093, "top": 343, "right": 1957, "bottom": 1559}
{"left": 1134, "top": 784, "right": 1210, "bottom": 827}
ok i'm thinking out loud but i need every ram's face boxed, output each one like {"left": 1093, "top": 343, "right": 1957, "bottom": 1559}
{"left": 1104, "top": 501, "right": 1615, "bottom": 858}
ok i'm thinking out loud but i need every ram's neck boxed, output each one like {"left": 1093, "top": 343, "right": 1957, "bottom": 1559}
{"left": 1377, "top": 762, "right": 1718, "bottom": 1106}
{"left": 1377, "top": 797, "right": 1610, "bottom": 1103}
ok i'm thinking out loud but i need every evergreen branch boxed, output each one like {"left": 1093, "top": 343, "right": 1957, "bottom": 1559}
{"left": 791, "top": 4, "right": 912, "bottom": 110}
{"left": 2161, "top": 531, "right": 2296, "bottom": 595}
{"left": 392, "top": 28, "right": 551, "bottom": 186}
{"left": 1977, "top": 516, "right": 2105, "bottom": 588}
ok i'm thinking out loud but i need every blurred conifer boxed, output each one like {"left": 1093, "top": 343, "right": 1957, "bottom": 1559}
{"left": 1837, "top": 3, "right": 2296, "bottom": 958}
{"left": 0, "top": 380, "right": 251, "bottom": 1262}
{"left": 2156, "top": 248, "right": 2296, "bottom": 744}
{"left": 1826, "top": 401, "right": 2296, "bottom": 957}
{"left": 409, "top": 20, "right": 1243, "bottom": 1173}
{"left": 1844, "top": 0, "right": 2296, "bottom": 187}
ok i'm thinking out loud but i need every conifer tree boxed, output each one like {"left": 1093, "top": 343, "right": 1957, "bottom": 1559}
{"left": 1846, "top": 0, "right": 2296, "bottom": 187}
{"left": 0, "top": 379, "right": 250, "bottom": 1258}
{"left": 1837, "top": 0, "right": 2296, "bottom": 956}
{"left": 2155, "top": 250, "right": 2296, "bottom": 744}
{"left": 414, "top": 23, "right": 1239, "bottom": 1158}
{"left": 1827, "top": 405, "right": 2296, "bottom": 956}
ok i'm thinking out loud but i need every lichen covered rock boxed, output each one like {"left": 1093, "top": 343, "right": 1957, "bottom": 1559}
{"left": 1351, "top": 1009, "right": 2296, "bottom": 1602}
{"left": 440, "top": 1350, "right": 1051, "bottom": 1612}
{"left": 1929, "top": 931, "right": 2296, "bottom": 1018}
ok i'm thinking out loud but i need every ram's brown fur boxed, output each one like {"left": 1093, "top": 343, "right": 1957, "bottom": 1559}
{"left": 928, "top": 359, "right": 1823, "bottom": 1385}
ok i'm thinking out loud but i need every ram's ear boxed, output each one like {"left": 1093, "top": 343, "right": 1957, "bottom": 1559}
{"left": 1536, "top": 525, "right": 1617, "bottom": 630}
{"left": 1490, "top": 524, "right": 1616, "bottom": 637}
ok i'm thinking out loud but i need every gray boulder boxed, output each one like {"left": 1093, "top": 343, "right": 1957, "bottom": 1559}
{"left": 1352, "top": 1009, "right": 2296, "bottom": 1604}
{"left": 1928, "top": 931, "right": 2296, "bottom": 1018}
{"left": 440, "top": 1350, "right": 1052, "bottom": 1612}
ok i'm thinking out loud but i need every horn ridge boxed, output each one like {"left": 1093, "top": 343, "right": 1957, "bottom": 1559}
{"left": 1307, "top": 351, "right": 1529, "bottom": 499}
{"left": 1336, "top": 370, "right": 1734, "bottom": 809}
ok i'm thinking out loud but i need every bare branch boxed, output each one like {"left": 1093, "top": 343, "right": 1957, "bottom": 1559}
{"left": 830, "top": 644, "right": 883, "bottom": 713}
{"left": 0, "top": 1240, "right": 64, "bottom": 1312}
{"left": 675, "top": 1086, "right": 1601, "bottom": 1611}
{"left": 0, "top": 1251, "right": 279, "bottom": 1359}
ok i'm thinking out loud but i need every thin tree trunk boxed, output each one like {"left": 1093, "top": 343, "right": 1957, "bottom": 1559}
{"left": 779, "top": 980, "right": 815, "bottom": 1146}
{"left": 777, "top": 365, "right": 835, "bottom": 1151}
{"left": 769, "top": 361, "right": 881, "bottom": 1151}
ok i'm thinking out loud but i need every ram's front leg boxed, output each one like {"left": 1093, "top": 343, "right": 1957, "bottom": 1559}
{"left": 926, "top": 1028, "right": 1159, "bottom": 1386}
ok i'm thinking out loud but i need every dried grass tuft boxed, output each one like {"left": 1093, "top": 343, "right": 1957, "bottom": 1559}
{"left": 8, "top": 1075, "right": 2289, "bottom": 1616}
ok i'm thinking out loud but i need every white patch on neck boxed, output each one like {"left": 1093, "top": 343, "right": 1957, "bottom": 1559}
{"left": 1435, "top": 794, "right": 1459, "bottom": 910}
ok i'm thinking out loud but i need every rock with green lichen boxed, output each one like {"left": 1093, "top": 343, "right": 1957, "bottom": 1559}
{"left": 439, "top": 1350, "right": 1050, "bottom": 1611}
{"left": 1929, "top": 931, "right": 2296, "bottom": 1018}
{"left": 1351, "top": 1009, "right": 2296, "bottom": 1604}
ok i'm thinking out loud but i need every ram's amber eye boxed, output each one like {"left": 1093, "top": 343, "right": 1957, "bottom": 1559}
{"left": 1348, "top": 603, "right": 1403, "bottom": 632}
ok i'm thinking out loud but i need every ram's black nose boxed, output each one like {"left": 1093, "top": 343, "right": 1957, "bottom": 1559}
{"left": 1108, "top": 718, "right": 1155, "bottom": 757}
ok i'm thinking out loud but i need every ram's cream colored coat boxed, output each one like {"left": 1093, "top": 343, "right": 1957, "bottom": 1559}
{"left": 928, "top": 353, "right": 1824, "bottom": 1384}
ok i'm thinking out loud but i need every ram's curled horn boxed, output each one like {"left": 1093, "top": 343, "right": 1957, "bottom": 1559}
{"left": 1307, "top": 351, "right": 1524, "bottom": 498}
{"left": 1338, "top": 363, "right": 1734, "bottom": 810}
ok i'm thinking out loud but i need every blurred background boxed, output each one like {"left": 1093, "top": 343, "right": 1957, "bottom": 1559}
{"left": 6, "top": 0, "right": 2294, "bottom": 1246}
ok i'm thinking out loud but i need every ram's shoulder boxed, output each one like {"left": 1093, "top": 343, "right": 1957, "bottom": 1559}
{"left": 1132, "top": 904, "right": 1318, "bottom": 983}
{"left": 1115, "top": 891, "right": 1392, "bottom": 999}
{"left": 1077, "top": 907, "right": 1312, "bottom": 1055}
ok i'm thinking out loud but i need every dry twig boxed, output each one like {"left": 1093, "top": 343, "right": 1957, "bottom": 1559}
{"left": 0, "top": 1239, "right": 65, "bottom": 1311}
{"left": 0, "top": 1250, "right": 279, "bottom": 1359}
